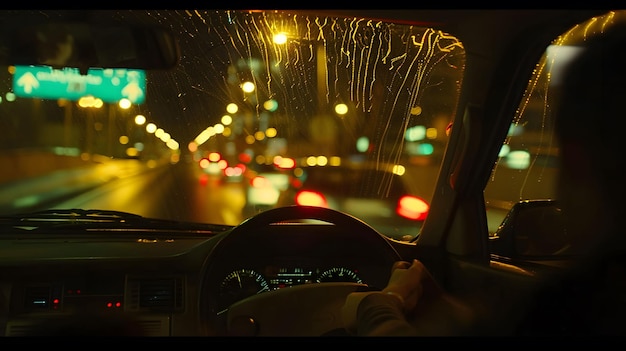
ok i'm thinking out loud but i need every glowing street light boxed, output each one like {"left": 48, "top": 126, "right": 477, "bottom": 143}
{"left": 241, "top": 81, "right": 255, "bottom": 93}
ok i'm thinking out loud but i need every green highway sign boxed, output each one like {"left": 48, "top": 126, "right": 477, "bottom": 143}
{"left": 12, "top": 66, "right": 147, "bottom": 104}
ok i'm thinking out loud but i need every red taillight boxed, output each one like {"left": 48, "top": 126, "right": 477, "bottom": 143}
{"left": 295, "top": 190, "right": 328, "bottom": 208}
{"left": 199, "top": 173, "right": 208, "bottom": 185}
{"left": 208, "top": 152, "right": 221, "bottom": 162}
{"left": 396, "top": 195, "right": 429, "bottom": 221}
{"left": 224, "top": 166, "right": 243, "bottom": 177}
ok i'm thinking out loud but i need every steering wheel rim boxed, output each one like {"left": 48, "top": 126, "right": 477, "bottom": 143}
{"left": 237, "top": 205, "right": 376, "bottom": 229}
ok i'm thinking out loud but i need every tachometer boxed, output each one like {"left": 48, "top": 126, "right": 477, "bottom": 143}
{"left": 218, "top": 269, "right": 270, "bottom": 310}
{"left": 317, "top": 267, "right": 363, "bottom": 283}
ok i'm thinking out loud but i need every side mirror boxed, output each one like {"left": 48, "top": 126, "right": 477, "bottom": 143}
{"left": 489, "top": 199, "right": 569, "bottom": 259}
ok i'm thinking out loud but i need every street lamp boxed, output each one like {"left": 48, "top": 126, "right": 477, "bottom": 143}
{"left": 272, "top": 31, "right": 338, "bottom": 155}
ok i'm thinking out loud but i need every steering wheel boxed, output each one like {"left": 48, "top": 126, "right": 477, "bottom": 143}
{"left": 204, "top": 205, "right": 401, "bottom": 336}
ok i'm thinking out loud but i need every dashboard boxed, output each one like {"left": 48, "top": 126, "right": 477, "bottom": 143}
{"left": 0, "top": 207, "right": 408, "bottom": 336}
{"left": 0, "top": 238, "right": 207, "bottom": 336}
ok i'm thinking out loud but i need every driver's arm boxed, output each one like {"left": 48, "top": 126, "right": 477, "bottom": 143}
{"left": 342, "top": 259, "right": 477, "bottom": 336}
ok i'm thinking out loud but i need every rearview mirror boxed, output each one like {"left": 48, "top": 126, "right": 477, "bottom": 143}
{"left": 0, "top": 20, "right": 180, "bottom": 72}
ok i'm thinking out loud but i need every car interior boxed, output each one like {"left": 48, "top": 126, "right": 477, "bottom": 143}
{"left": 0, "top": 9, "right": 619, "bottom": 337}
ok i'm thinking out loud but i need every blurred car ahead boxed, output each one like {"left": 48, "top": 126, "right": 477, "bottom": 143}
{"left": 244, "top": 160, "right": 295, "bottom": 215}
{"left": 276, "top": 162, "right": 429, "bottom": 241}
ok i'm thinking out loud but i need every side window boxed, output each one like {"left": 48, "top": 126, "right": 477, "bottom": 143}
{"left": 484, "top": 11, "right": 626, "bottom": 257}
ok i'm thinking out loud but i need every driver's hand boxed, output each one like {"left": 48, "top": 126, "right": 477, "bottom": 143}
{"left": 382, "top": 259, "right": 442, "bottom": 313}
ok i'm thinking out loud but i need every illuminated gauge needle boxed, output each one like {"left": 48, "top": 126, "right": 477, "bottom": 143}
{"left": 236, "top": 272, "right": 242, "bottom": 288}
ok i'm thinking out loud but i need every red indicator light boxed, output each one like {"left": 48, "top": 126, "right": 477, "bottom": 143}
{"left": 115, "top": 301, "right": 122, "bottom": 308}
{"left": 106, "top": 302, "right": 113, "bottom": 308}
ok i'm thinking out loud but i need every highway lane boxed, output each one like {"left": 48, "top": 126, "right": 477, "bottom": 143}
{"left": 50, "top": 160, "right": 247, "bottom": 226}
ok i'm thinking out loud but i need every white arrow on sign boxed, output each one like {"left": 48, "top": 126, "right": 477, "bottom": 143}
{"left": 16, "top": 72, "right": 40, "bottom": 94}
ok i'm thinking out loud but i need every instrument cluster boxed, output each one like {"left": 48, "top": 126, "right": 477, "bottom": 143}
{"left": 217, "top": 265, "right": 363, "bottom": 311}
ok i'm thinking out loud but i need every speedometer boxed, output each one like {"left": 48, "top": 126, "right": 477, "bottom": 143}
{"left": 218, "top": 269, "right": 270, "bottom": 310}
{"left": 317, "top": 267, "right": 363, "bottom": 283}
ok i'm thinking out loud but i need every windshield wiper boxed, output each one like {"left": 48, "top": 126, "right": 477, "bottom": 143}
{"left": 6, "top": 209, "right": 142, "bottom": 222}
{"left": 0, "top": 209, "right": 233, "bottom": 233}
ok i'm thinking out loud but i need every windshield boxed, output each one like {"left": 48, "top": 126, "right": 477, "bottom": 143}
{"left": 0, "top": 10, "right": 464, "bottom": 240}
